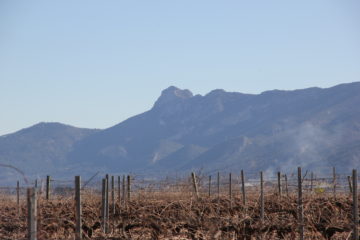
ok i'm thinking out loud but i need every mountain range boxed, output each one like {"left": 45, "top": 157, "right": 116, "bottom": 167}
{"left": 1, "top": 82, "right": 360, "bottom": 182}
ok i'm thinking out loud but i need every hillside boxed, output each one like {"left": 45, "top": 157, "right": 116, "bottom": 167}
{"left": 68, "top": 82, "right": 360, "bottom": 175}
{"left": 1, "top": 82, "right": 360, "bottom": 182}
{"left": 0, "top": 123, "right": 99, "bottom": 182}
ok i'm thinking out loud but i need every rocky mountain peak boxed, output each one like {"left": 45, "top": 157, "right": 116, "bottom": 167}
{"left": 153, "top": 86, "right": 193, "bottom": 108}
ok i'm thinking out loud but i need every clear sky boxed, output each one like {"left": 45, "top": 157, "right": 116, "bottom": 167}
{"left": 1, "top": 0, "right": 359, "bottom": 135}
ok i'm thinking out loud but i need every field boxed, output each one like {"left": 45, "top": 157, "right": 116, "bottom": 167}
{"left": 0, "top": 170, "right": 358, "bottom": 239}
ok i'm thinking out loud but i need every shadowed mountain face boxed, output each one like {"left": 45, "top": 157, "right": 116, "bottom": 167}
{"left": 1, "top": 82, "right": 360, "bottom": 181}
{"left": 0, "top": 123, "right": 99, "bottom": 182}
{"left": 67, "top": 82, "right": 360, "bottom": 174}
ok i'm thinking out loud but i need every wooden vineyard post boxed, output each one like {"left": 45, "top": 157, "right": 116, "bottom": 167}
{"left": 122, "top": 175, "right": 126, "bottom": 205}
{"left": 127, "top": 175, "right": 131, "bottom": 202}
{"left": 105, "top": 174, "right": 109, "bottom": 233}
{"left": 284, "top": 174, "right": 289, "bottom": 197}
{"left": 191, "top": 172, "right": 199, "bottom": 199}
{"left": 111, "top": 176, "right": 115, "bottom": 215}
{"left": 208, "top": 175, "right": 211, "bottom": 197}
{"left": 310, "top": 172, "right": 314, "bottom": 192}
{"left": 75, "top": 176, "right": 82, "bottom": 240}
{"left": 117, "top": 176, "right": 121, "bottom": 205}
{"left": 352, "top": 169, "right": 358, "bottom": 240}
{"left": 241, "top": 170, "right": 246, "bottom": 206}
{"left": 277, "top": 171, "right": 282, "bottom": 197}
{"left": 229, "top": 173, "right": 232, "bottom": 209}
{"left": 217, "top": 172, "right": 220, "bottom": 198}
{"left": 298, "top": 167, "right": 304, "bottom": 240}
{"left": 16, "top": 181, "right": 20, "bottom": 213}
{"left": 46, "top": 175, "right": 51, "bottom": 200}
{"left": 27, "top": 187, "right": 37, "bottom": 240}
{"left": 260, "top": 171, "right": 264, "bottom": 223}
{"left": 348, "top": 176, "right": 353, "bottom": 194}
{"left": 217, "top": 172, "right": 220, "bottom": 213}
{"left": 333, "top": 167, "right": 336, "bottom": 199}
{"left": 101, "top": 178, "right": 107, "bottom": 233}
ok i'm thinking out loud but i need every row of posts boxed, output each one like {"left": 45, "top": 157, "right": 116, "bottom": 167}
{"left": 20, "top": 166, "right": 349, "bottom": 205}
{"left": 24, "top": 174, "right": 131, "bottom": 240}
{"left": 193, "top": 167, "right": 353, "bottom": 201}
{"left": 14, "top": 168, "right": 359, "bottom": 240}
{"left": 191, "top": 168, "right": 359, "bottom": 240}
{"left": 26, "top": 176, "right": 82, "bottom": 240}
{"left": 100, "top": 174, "right": 131, "bottom": 234}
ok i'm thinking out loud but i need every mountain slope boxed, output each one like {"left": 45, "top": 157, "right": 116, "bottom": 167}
{"left": 1, "top": 82, "right": 359, "bottom": 181}
{"left": 0, "top": 122, "right": 99, "bottom": 182}
{"left": 67, "top": 82, "right": 360, "bottom": 174}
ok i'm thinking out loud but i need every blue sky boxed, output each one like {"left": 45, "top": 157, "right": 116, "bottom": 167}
{"left": 1, "top": 0, "right": 359, "bottom": 135}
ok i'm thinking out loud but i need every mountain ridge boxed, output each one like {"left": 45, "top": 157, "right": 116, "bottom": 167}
{"left": 1, "top": 82, "right": 360, "bottom": 181}
{"left": 67, "top": 81, "right": 360, "bottom": 174}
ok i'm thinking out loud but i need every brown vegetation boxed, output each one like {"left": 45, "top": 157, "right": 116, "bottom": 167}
{"left": 0, "top": 191, "right": 357, "bottom": 239}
